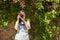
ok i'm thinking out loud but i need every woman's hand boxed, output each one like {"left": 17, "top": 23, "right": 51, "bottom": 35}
{"left": 17, "top": 15, "right": 25, "bottom": 22}
{"left": 20, "top": 17, "right": 25, "bottom": 22}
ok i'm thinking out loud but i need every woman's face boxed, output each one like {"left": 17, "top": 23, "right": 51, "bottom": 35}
{"left": 19, "top": 11, "right": 26, "bottom": 19}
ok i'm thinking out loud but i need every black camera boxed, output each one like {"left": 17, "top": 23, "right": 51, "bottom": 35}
{"left": 20, "top": 14, "right": 24, "bottom": 18}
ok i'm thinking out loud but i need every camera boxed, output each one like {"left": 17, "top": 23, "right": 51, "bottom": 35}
{"left": 20, "top": 14, "right": 24, "bottom": 18}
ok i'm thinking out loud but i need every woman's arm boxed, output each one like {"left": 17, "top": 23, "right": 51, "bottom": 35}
{"left": 26, "top": 20, "right": 31, "bottom": 30}
{"left": 21, "top": 19, "right": 31, "bottom": 30}
{"left": 14, "top": 15, "right": 20, "bottom": 30}
{"left": 24, "top": 21, "right": 31, "bottom": 30}
{"left": 14, "top": 21, "right": 19, "bottom": 30}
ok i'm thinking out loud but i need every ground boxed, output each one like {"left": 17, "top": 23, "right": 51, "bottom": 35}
{"left": 0, "top": 21, "right": 16, "bottom": 40}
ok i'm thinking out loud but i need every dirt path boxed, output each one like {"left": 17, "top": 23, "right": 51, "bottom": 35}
{"left": 0, "top": 21, "right": 16, "bottom": 40}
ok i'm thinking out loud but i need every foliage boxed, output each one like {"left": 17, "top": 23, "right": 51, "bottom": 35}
{"left": 0, "top": 0, "right": 60, "bottom": 40}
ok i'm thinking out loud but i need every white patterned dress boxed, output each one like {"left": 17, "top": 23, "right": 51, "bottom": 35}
{"left": 14, "top": 21, "right": 30, "bottom": 40}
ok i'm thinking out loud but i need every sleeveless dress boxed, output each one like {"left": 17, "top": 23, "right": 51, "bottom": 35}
{"left": 15, "top": 22, "right": 29, "bottom": 40}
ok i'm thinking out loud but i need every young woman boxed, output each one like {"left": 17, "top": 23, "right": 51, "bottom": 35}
{"left": 14, "top": 10, "right": 31, "bottom": 40}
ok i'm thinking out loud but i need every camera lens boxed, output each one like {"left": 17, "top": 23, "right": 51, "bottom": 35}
{"left": 20, "top": 15, "right": 23, "bottom": 18}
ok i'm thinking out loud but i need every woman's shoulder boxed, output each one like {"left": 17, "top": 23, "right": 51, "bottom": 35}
{"left": 26, "top": 19, "right": 30, "bottom": 24}
{"left": 26, "top": 19, "right": 30, "bottom": 22}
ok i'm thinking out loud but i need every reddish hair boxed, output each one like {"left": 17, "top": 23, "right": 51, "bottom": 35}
{"left": 19, "top": 10, "right": 26, "bottom": 17}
